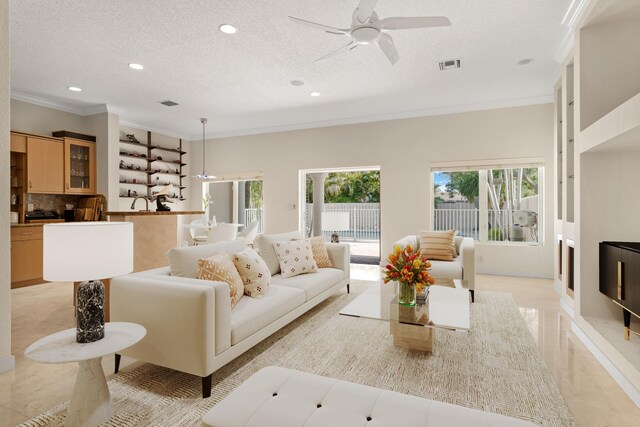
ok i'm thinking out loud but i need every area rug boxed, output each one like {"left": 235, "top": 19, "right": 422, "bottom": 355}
{"left": 20, "top": 284, "right": 575, "bottom": 426}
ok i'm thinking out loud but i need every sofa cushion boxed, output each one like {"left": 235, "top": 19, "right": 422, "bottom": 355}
{"left": 273, "top": 239, "right": 318, "bottom": 279}
{"left": 418, "top": 230, "right": 457, "bottom": 261}
{"left": 167, "top": 239, "right": 245, "bottom": 278}
{"left": 272, "top": 268, "right": 345, "bottom": 301}
{"left": 232, "top": 247, "right": 271, "bottom": 298}
{"left": 296, "top": 236, "right": 333, "bottom": 268}
{"left": 254, "top": 231, "right": 302, "bottom": 275}
{"left": 429, "top": 259, "right": 463, "bottom": 280}
{"left": 230, "top": 285, "right": 305, "bottom": 345}
{"left": 197, "top": 252, "right": 244, "bottom": 308}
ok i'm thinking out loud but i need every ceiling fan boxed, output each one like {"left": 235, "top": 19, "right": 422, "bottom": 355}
{"left": 289, "top": 0, "right": 451, "bottom": 65}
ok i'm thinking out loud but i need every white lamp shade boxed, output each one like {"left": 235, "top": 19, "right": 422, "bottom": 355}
{"left": 321, "top": 212, "right": 350, "bottom": 231}
{"left": 43, "top": 222, "right": 134, "bottom": 282}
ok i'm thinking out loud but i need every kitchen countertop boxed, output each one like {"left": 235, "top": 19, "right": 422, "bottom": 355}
{"left": 103, "top": 211, "right": 204, "bottom": 216}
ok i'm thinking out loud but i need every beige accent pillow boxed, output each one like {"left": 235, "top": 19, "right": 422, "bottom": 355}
{"left": 295, "top": 236, "right": 332, "bottom": 268}
{"left": 196, "top": 252, "right": 244, "bottom": 308}
{"left": 418, "top": 230, "right": 457, "bottom": 261}
{"left": 232, "top": 247, "right": 271, "bottom": 298}
{"left": 167, "top": 239, "right": 245, "bottom": 278}
{"left": 273, "top": 239, "right": 318, "bottom": 279}
{"left": 253, "top": 231, "right": 302, "bottom": 275}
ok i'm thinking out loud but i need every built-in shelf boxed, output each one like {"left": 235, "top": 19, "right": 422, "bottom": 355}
{"left": 119, "top": 129, "right": 187, "bottom": 202}
{"left": 578, "top": 92, "right": 640, "bottom": 154}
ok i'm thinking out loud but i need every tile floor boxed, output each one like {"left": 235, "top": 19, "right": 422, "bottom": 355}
{"left": 1, "top": 269, "right": 639, "bottom": 426}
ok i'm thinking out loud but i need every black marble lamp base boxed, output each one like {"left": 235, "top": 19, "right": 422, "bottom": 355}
{"left": 76, "top": 280, "right": 105, "bottom": 343}
{"left": 331, "top": 232, "right": 340, "bottom": 243}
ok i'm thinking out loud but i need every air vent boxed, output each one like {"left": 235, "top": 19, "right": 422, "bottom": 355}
{"left": 438, "top": 59, "right": 462, "bottom": 71}
{"left": 160, "top": 100, "right": 179, "bottom": 107}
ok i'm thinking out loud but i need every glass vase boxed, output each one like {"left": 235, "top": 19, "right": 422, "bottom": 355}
{"left": 398, "top": 281, "right": 416, "bottom": 306}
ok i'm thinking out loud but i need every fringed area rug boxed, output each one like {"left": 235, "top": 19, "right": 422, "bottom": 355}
{"left": 20, "top": 284, "right": 574, "bottom": 426}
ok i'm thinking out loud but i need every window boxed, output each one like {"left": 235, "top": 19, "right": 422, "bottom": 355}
{"left": 432, "top": 163, "right": 543, "bottom": 245}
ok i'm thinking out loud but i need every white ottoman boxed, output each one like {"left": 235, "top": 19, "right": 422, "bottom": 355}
{"left": 202, "top": 367, "right": 537, "bottom": 427}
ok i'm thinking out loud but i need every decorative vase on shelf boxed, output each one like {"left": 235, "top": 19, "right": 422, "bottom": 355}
{"left": 397, "top": 281, "right": 416, "bottom": 306}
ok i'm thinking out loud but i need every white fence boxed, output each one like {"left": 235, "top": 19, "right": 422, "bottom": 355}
{"left": 305, "top": 203, "right": 380, "bottom": 241}
{"left": 244, "top": 208, "right": 264, "bottom": 234}
{"left": 433, "top": 208, "right": 538, "bottom": 242}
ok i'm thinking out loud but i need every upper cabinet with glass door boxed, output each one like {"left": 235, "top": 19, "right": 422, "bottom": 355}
{"left": 63, "top": 138, "right": 96, "bottom": 194}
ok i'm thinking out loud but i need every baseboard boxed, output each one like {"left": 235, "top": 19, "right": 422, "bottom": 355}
{"left": 571, "top": 321, "right": 640, "bottom": 407}
{"left": 559, "top": 296, "right": 575, "bottom": 319}
{"left": 0, "top": 355, "right": 16, "bottom": 373}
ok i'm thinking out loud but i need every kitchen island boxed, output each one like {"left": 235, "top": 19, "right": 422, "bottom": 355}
{"left": 104, "top": 211, "right": 204, "bottom": 272}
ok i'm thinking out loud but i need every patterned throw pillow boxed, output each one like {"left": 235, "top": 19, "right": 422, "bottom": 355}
{"left": 196, "top": 252, "right": 244, "bottom": 308}
{"left": 418, "top": 230, "right": 457, "bottom": 261}
{"left": 273, "top": 239, "right": 318, "bottom": 279}
{"left": 294, "top": 236, "right": 332, "bottom": 268}
{"left": 232, "top": 247, "right": 271, "bottom": 298}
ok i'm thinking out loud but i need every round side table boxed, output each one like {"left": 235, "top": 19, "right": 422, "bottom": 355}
{"left": 25, "top": 322, "right": 146, "bottom": 427}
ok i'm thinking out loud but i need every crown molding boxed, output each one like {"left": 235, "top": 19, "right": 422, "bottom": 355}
{"left": 206, "top": 95, "right": 554, "bottom": 140}
{"left": 10, "top": 90, "right": 112, "bottom": 116}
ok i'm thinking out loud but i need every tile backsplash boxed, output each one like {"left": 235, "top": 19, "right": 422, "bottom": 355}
{"left": 26, "top": 194, "right": 79, "bottom": 215}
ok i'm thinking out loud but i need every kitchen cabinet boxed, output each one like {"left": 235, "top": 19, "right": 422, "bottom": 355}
{"left": 11, "top": 226, "right": 44, "bottom": 288}
{"left": 64, "top": 138, "right": 96, "bottom": 194}
{"left": 26, "top": 136, "right": 64, "bottom": 194}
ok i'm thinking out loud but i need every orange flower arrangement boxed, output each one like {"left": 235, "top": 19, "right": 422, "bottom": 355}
{"left": 382, "top": 244, "right": 435, "bottom": 293}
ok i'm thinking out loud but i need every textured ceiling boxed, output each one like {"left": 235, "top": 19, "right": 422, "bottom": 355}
{"left": 10, "top": 0, "right": 574, "bottom": 138}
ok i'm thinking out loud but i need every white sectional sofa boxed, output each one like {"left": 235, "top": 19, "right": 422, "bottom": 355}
{"left": 110, "top": 238, "right": 350, "bottom": 398}
{"left": 393, "top": 235, "right": 476, "bottom": 301}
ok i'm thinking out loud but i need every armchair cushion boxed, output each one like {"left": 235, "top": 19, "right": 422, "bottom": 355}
{"left": 418, "top": 230, "right": 457, "bottom": 261}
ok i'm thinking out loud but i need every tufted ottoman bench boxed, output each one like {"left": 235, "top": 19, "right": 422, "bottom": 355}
{"left": 201, "top": 367, "right": 537, "bottom": 427}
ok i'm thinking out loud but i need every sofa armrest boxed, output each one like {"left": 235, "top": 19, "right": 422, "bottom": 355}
{"left": 325, "top": 243, "right": 350, "bottom": 280}
{"left": 459, "top": 237, "right": 475, "bottom": 290}
{"left": 111, "top": 274, "right": 232, "bottom": 378}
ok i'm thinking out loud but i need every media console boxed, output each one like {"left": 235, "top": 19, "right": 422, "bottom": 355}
{"left": 599, "top": 241, "right": 640, "bottom": 340}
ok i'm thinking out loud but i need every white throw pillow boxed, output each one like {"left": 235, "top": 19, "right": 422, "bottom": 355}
{"left": 232, "top": 247, "right": 271, "bottom": 298}
{"left": 167, "top": 239, "right": 245, "bottom": 278}
{"left": 253, "top": 231, "right": 302, "bottom": 275}
{"left": 273, "top": 239, "right": 318, "bottom": 279}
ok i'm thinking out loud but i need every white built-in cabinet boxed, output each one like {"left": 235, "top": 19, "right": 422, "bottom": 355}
{"left": 554, "top": 0, "right": 640, "bottom": 406}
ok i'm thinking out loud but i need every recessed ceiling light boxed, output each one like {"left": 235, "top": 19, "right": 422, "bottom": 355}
{"left": 310, "top": 91, "right": 321, "bottom": 97}
{"left": 128, "top": 63, "right": 144, "bottom": 70}
{"left": 219, "top": 24, "right": 237, "bottom": 34}
{"left": 290, "top": 80, "right": 305, "bottom": 86}
{"left": 67, "top": 86, "right": 82, "bottom": 92}
{"left": 517, "top": 58, "right": 534, "bottom": 65}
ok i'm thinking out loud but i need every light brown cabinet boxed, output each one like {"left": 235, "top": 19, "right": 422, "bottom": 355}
{"left": 64, "top": 138, "right": 96, "bottom": 194}
{"left": 10, "top": 226, "right": 44, "bottom": 288}
{"left": 26, "top": 136, "right": 64, "bottom": 194}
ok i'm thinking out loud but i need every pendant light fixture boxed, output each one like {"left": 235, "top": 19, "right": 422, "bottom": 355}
{"left": 194, "top": 117, "right": 216, "bottom": 180}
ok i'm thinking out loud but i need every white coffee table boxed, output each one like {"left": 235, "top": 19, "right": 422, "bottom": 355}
{"left": 340, "top": 280, "right": 470, "bottom": 351}
{"left": 25, "top": 322, "right": 146, "bottom": 427}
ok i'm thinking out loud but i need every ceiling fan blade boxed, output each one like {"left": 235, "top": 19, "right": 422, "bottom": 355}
{"left": 377, "top": 33, "right": 399, "bottom": 65}
{"left": 315, "top": 41, "right": 357, "bottom": 62}
{"left": 288, "top": 16, "right": 347, "bottom": 35}
{"left": 378, "top": 16, "right": 451, "bottom": 30}
{"left": 354, "top": 0, "right": 379, "bottom": 24}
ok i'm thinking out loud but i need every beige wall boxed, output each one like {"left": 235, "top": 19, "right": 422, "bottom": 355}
{"left": 0, "top": 0, "right": 15, "bottom": 372}
{"left": 192, "top": 103, "right": 555, "bottom": 278}
{"left": 10, "top": 99, "right": 92, "bottom": 136}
